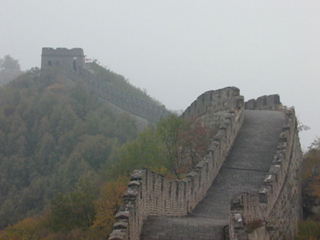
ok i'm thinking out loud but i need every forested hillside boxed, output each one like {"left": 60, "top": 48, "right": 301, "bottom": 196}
{"left": 0, "top": 66, "right": 139, "bottom": 230}
{"left": 0, "top": 62, "right": 217, "bottom": 239}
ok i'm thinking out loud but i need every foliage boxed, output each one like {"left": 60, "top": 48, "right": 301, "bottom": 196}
{"left": 0, "top": 67, "right": 139, "bottom": 229}
{"left": 92, "top": 176, "right": 129, "bottom": 237}
{"left": 0, "top": 176, "right": 128, "bottom": 240}
{"left": 49, "top": 179, "right": 98, "bottom": 232}
{"left": 108, "top": 114, "right": 217, "bottom": 180}
{"left": 157, "top": 115, "right": 217, "bottom": 179}
{"left": 301, "top": 137, "right": 320, "bottom": 218}
{"left": 297, "top": 119, "right": 310, "bottom": 132}
{"left": 107, "top": 126, "right": 167, "bottom": 180}
{"left": 0, "top": 55, "right": 22, "bottom": 85}
{"left": 0, "top": 216, "right": 47, "bottom": 240}
{"left": 296, "top": 137, "right": 320, "bottom": 239}
{"left": 0, "top": 60, "right": 216, "bottom": 238}
{"left": 0, "top": 55, "right": 20, "bottom": 71}
{"left": 295, "top": 220, "right": 320, "bottom": 240}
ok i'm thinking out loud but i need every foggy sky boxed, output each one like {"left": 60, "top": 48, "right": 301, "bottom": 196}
{"left": 1, "top": 0, "right": 319, "bottom": 150}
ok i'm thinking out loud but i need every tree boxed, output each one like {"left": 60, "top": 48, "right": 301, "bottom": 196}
{"left": 157, "top": 115, "right": 216, "bottom": 179}
{"left": 107, "top": 126, "right": 166, "bottom": 180}
{"left": 49, "top": 179, "right": 98, "bottom": 232}
{"left": 296, "top": 137, "right": 320, "bottom": 239}
{"left": 301, "top": 137, "right": 320, "bottom": 218}
{"left": 0, "top": 55, "right": 20, "bottom": 71}
{"left": 157, "top": 115, "right": 190, "bottom": 179}
{"left": 108, "top": 114, "right": 217, "bottom": 181}
{"left": 0, "top": 216, "right": 47, "bottom": 240}
{"left": 92, "top": 176, "right": 129, "bottom": 238}
{"left": 0, "top": 55, "right": 22, "bottom": 85}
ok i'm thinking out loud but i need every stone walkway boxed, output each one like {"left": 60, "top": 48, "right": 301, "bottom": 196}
{"left": 141, "top": 110, "right": 284, "bottom": 240}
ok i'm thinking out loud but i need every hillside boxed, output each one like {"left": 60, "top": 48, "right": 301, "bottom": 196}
{"left": 0, "top": 66, "right": 143, "bottom": 229}
{"left": 85, "top": 61, "right": 163, "bottom": 108}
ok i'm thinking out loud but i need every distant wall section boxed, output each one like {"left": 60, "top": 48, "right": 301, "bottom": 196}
{"left": 41, "top": 48, "right": 170, "bottom": 123}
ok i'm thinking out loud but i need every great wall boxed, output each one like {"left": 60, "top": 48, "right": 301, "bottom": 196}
{"left": 42, "top": 48, "right": 303, "bottom": 240}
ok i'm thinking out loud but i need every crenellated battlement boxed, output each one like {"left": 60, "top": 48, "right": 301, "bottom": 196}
{"left": 245, "top": 94, "right": 283, "bottom": 111}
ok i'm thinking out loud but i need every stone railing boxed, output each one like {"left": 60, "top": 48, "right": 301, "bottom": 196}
{"left": 54, "top": 63, "right": 171, "bottom": 123}
{"left": 244, "top": 94, "right": 282, "bottom": 111}
{"left": 229, "top": 107, "right": 303, "bottom": 240}
{"left": 109, "top": 91, "right": 245, "bottom": 240}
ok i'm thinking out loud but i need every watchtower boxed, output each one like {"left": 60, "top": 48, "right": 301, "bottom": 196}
{"left": 41, "top": 47, "right": 85, "bottom": 71}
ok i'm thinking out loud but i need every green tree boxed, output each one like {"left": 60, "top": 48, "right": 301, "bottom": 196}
{"left": 109, "top": 114, "right": 216, "bottom": 180}
{"left": 50, "top": 179, "right": 98, "bottom": 232}
{"left": 0, "top": 55, "right": 22, "bottom": 85}
{"left": 0, "top": 55, "right": 20, "bottom": 71}
{"left": 157, "top": 115, "right": 215, "bottom": 179}
{"left": 296, "top": 137, "right": 320, "bottom": 239}
{"left": 301, "top": 137, "right": 320, "bottom": 218}
{"left": 107, "top": 126, "right": 166, "bottom": 180}
{"left": 92, "top": 176, "right": 129, "bottom": 238}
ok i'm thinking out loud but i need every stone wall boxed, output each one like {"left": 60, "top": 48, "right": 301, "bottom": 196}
{"left": 245, "top": 94, "right": 282, "bottom": 111}
{"left": 109, "top": 88, "right": 245, "bottom": 240}
{"left": 229, "top": 107, "right": 303, "bottom": 240}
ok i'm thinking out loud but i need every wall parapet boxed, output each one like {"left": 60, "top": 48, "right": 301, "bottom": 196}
{"left": 109, "top": 88, "right": 245, "bottom": 240}
{"left": 229, "top": 107, "right": 303, "bottom": 240}
{"left": 244, "top": 94, "right": 283, "bottom": 111}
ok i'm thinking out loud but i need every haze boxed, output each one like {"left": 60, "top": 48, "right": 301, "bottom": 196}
{"left": 1, "top": 0, "right": 319, "bottom": 150}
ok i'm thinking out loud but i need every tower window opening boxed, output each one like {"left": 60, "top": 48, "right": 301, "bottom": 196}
{"left": 73, "top": 61, "right": 77, "bottom": 71}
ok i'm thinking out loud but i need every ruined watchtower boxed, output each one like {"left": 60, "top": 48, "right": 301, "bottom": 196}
{"left": 41, "top": 48, "right": 85, "bottom": 71}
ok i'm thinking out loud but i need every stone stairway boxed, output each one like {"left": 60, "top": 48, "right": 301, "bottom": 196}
{"left": 140, "top": 110, "right": 285, "bottom": 240}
